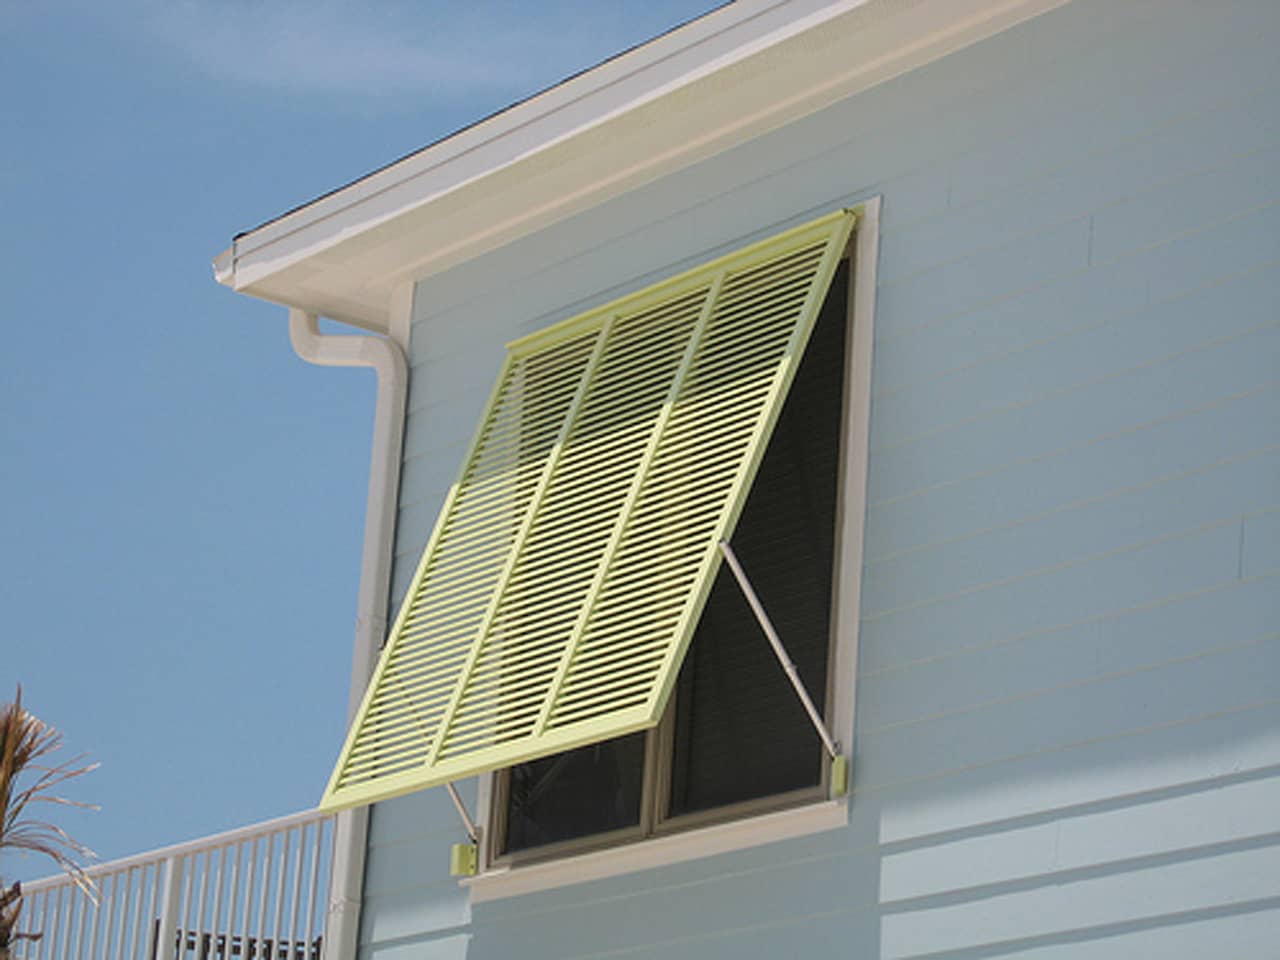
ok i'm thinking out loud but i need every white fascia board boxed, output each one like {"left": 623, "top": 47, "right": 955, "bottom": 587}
{"left": 222, "top": 0, "right": 836, "bottom": 266}
{"left": 216, "top": 0, "right": 1068, "bottom": 331}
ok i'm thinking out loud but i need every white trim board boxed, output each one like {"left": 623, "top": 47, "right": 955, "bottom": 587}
{"left": 465, "top": 800, "right": 849, "bottom": 902}
{"left": 214, "top": 0, "right": 1067, "bottom": 332}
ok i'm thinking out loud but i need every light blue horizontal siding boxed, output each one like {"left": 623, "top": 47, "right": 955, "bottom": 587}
{"left": 869, "top": 324, "right": 1280, "bottom": 506}
{"left": 862, "top": 571, "right": 1280, "bottom": 729}
{"left": 881, "top": 771, "right": 1280, "bottom": 902}
{"left": 878, "top": 702, "right": 1280, "bottom": 843}
{"left": 860, "top": 520, "right": 1242, "bottom": 665}
{"left": 865, "top": 382, "right": 1280, "bottom": 562}
{"left": 1243, "top": 508, "right": 1280, "bottom": 576}
{"left": 863, "top": 449, "right": 1280, "bottom": 617}
{"left": 860, "top": 636, "right": 1280, "bottom": 786}
{"left": 873, "top": 260, "right": 1280, "bottom": 457}
{"left": 873, "top": 166, "right": 1280, "bottom": 395}
{"left": 882, "top": 844, "right": 1280, "bottom": 958}
{"left": 368, "top": 0, "right": 1280, "bottom": 956}
{"left": 877, "top": 90, "right": 1280, "bottom": 283}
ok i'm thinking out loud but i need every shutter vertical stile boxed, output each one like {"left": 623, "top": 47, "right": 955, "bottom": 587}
{"left": 439, "top": 286, "right": 713, "bottom": 762}
{"left": 636, "top": 218, "right": 853, "bottom": 722}
{"left": 531, "top": 272, "right": 727, "bottom": 737}
{"left": 320, "top": 210, "right": 856, "bottom": 813}
{"left": 325, "top": 353, "right": 522, "bottom": 797}
{"left": 326, "top": 335, "right": 604, "bottom": 798}
{"left": 425, "top": 322, "right": 615, "bottom": 767}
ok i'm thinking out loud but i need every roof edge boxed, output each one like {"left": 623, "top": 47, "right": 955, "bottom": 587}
{"left": 222, "top": 0, "right": 793, "bottom": 267}
{"left": 216, "top": 0, "right": 1070, "bottom": 327}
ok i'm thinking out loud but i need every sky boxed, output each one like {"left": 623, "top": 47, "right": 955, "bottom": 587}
{"left": 0, "top": 0, "right": 719, "bottom": 882}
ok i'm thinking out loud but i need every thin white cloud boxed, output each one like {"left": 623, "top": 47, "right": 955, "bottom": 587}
{"left": 126, "top": 0, "right": 711, "bottom": 103}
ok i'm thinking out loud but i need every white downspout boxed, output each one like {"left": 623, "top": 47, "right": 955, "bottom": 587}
{"left": 288, "top": 308, "right": 408, "bottom": 960}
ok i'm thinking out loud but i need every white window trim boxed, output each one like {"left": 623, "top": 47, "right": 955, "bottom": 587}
{"left": 465, "top": 800, "right": 848, "bottom": 902}
{"left": 464, "top": 196, "right": 879, "bottom": 901}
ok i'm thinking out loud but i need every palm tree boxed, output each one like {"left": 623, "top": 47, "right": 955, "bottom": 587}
{"left": 0, "top": 687, "right": 96, "bottom": 960}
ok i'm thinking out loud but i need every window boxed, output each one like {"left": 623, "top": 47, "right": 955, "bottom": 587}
{"left": 320, "top": 202, "right": 879, "bottom": 893}
{"left": 492, "top": 258, "right": 851, "bottom": 863}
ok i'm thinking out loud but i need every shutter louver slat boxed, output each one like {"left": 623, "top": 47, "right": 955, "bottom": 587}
{"left": 320, "top": 210, "right": 855, "bottom": 812}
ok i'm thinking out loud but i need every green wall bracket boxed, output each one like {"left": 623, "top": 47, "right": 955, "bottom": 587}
{"left": 450, "top": 842, "right": 478, "bottom": 877}
{"left": 830, "top": 754, "right": 849, "bottom": 798}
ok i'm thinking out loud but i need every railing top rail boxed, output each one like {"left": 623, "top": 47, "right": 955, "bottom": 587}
{"left": 19, "top": 808, "right": 332, "bottom": 893}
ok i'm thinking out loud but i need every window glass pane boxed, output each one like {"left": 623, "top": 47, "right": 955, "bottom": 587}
{"left": 502, "top": 732, "right": 646, "bottom": 853}
{"left": 667, "top": 261, "right": 848, "bottom": 817}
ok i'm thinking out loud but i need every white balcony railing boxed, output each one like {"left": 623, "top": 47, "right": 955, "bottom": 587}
{"left": 12, "top": 809, "right": 335, "bottom": 960}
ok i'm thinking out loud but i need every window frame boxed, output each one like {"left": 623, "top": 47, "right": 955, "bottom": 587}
{"left": 466, "top": 197, "right": 879, "bottom": 900}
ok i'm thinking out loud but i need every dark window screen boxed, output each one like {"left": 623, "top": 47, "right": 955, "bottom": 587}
{"left": 667, "top": 260, "right": 847, "bottom": 817}
{"left": 502, "top": 731, "right": 645, "bottom": 853}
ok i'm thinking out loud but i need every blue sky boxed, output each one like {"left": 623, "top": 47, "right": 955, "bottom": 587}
{"left": 0, "top": 0, "right": 717, "bottom": 881}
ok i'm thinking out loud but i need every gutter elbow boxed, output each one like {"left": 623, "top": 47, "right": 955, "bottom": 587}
{"left": 287, "top": 308, "right": 328, "bottom": 366}
{"left": 288, "top": 308, "right": 408, "bottom": 387}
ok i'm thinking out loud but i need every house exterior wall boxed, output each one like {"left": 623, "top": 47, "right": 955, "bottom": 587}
{"left": 363, "top": 0, "right": 1280, "bottom": 956}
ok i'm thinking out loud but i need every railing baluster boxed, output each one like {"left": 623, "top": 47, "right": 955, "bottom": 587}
{"left": 210, "top": 851, "right": 221, "bottom": 960}
{"left": 103, "top": 870, "right": 115, "bottom": 960}
{"left": 144, "top": 863, "right": 160, "bottom": 960}
{"left": 209, "top": 846, "right": 225, "bottom": 960}
{"left": 241, "top": 838, "right": 258, "bottom": 960}
{"left": 44, "top": 888, "right": 54, "bottom": 960}
{"left": 106, "top": 875, "right": 120, "bottom": 960}
{"left": 25, "top": 888, "right": 38, "bottom": 960}
{"left": 271, "top": 832, "right": 289, "bottom": 960}
{"left": 110, "top": 869, "right": 123, "bottom": 960}
{"left": 75, "top": 879, "right": 90, "bottom": 960}
{"left": 255, "top": 837, "right": 272, "bottom": 960}
{"left": 118, "top": 868, "right": 134, "bottom": 960}
{"left": 180, "top": 856, "right": 195, "bottom": 959}
{"left": 119, "top": 871, "right": 131, "bottom": 960}
{"left": 54, "top": 884, "right": 70, "bottom": 960}
{"left": 131, "top": 866, "right": 148, "bottom": 960}
{"left": 288, "top": 828, "right": 305, "bottom": 960}
{"left": 224, "top": 843, "right": 242, "bottom": 960}
{"left": 302, "top": 822, "right": 322, "bottom": 960}
{"left": 69, "top": 887, "right": 80, "bottom": 960}
{"left": 88, "top": 879, "right": 103, "bottom": 960}
{"left": 193, "top": 851, "right": 209, "bottom": 960}
{"left": 108, "top": 872, "right": 123, "bottom": 960}
{"left": 156, "top": 856, "right": 182, "bottom": 960}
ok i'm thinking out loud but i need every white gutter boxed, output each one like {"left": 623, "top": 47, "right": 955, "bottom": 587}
{"left": 288, "top": 308, "right": 408, "bottom": 960}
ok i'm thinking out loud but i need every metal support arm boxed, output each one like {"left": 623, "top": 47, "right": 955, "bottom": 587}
{"left": 717, "top": 540, "right": 841, "bottom": 759}
{"left": 446, "top": 783, "right": 479, "bottom": 843}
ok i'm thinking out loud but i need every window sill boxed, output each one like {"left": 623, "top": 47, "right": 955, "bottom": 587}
{"left": 462, "top": 797, "right": 848, "bottom": 902}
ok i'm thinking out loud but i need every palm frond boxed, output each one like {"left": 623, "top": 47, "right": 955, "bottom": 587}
{"left": 0, "top": 687, "right": 98, "bottom": 901}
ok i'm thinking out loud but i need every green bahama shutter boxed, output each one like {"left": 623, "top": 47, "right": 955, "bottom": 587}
{"left": 320, "top": 209, "right": 857, "bottom": 813}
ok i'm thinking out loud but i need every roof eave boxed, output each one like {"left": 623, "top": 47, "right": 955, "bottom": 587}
{"left": 215, "top": 0, "right": 1069, "bottom": 331}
